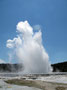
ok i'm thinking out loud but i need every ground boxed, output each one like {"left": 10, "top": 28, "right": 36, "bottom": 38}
{"left": 0, "top": 73, "right": 67, "bottom": 90}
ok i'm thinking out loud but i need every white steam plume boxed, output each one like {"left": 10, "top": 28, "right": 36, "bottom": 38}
{"left": 6, "top": 20, "right": 52, "bottom": 74}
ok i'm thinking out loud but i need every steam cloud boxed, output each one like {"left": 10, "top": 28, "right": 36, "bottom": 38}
{"left": 6, "top": 21, "right": 52, "bottom": 74}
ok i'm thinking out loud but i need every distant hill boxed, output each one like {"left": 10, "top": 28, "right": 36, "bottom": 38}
{"left": 51, "top": 61, "right": 67, "bottom": 72}
{"left": 0, "top": 64, "right": 23, "bottom": 72}
{"left": 0, "top": 62, "right": 67, "bottom": 72}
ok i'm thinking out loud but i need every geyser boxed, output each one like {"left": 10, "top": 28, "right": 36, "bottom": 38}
{"left": 6, "top": 20, "right": 52, "bottom": 74}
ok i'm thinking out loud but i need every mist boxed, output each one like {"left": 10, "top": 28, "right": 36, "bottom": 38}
{"left": 6, "top": 20, "right": 52, "bottom": 74}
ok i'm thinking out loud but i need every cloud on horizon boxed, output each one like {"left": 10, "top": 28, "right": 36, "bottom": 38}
{"left": 0, "top": 59, "right": 6, "bottom": 64}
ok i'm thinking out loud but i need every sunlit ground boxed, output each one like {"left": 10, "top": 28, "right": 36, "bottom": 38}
{"left": 0, "top": 73, "right": 67, "bottom": 90}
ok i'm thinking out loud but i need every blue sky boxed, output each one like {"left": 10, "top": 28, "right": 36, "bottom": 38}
{"left": 0, "top": 0, "right": 67, "bottom": 64}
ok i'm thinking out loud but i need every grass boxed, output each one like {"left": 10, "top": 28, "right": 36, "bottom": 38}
{"left": 5, "top": 79, "right": 67, "bottom": 90}
{"left": 0, "top": 86, "right": 2, "bottom": 88}
{"left": 56, "top": 87, "right": 65, "bottom": 90}
{"left": 5, "top": 79, "right": 45, "bottom": 89}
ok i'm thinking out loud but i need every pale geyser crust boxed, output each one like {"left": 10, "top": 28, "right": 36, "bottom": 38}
{"left": 6, "top": 21, "right": 52, "bottom": 74}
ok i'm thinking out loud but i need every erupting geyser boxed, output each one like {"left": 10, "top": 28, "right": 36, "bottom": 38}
{"left": 6, "top": 21, "right": 52, "bottom": 74}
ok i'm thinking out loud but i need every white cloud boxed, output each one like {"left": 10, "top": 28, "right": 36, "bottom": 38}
{"left": 0, "top": 59, "right": 6, "bottom": 64}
